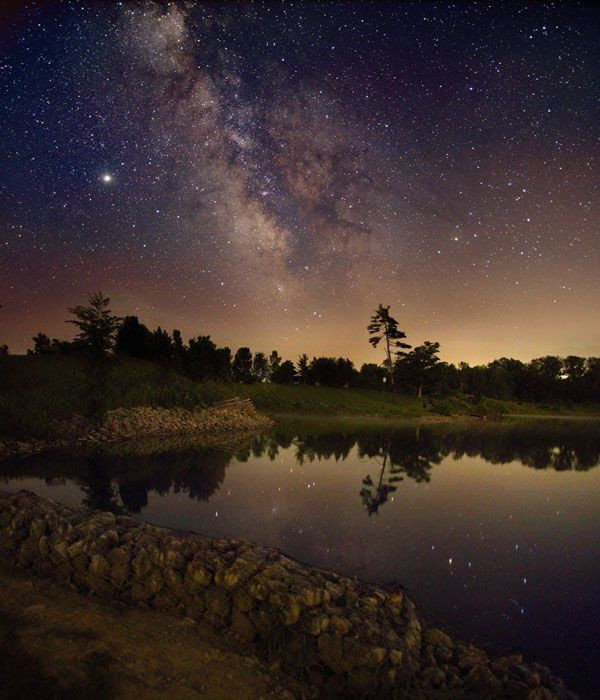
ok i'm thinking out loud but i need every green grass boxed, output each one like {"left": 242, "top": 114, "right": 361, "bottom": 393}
{"left": 1, "top": 354, "right": 598, "bottom": 440}
{"left": 0, "top": 355, "right": 235, "bottom": 439}
{"left": 240, "top": 383, "right": 427, "bottom": 417}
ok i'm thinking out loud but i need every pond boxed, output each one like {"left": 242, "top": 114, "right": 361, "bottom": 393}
{"left": 2, "top": 418, "right": 599, "bottom": 698}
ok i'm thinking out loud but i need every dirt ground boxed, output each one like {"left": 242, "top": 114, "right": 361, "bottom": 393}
{"left": 0, "top": 566, "right": 310, "bottom": 700}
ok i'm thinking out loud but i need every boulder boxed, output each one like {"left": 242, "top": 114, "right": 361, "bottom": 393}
{"left": 465, "top": 664, "right": 502, "bottom": 693}
{"left": 269, "top": 592, "right": 301, "bottom": 626}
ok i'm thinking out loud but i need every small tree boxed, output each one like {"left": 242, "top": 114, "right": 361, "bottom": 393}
{"left": 149, "top": 326, "right": 173, "bottom": 366}
{"left": 297, "top": 353, "right": 310, "bottom": 384}
{"left": 396, "top": 341, "right": 441, "bottom": 398}
{"left": 32, "top": 332, "right": 53, "bottom": 355}
{"left": 172, "top": 329, "right": 186, "bottom": 371}
{"left": 252, "top": 351, "right": 270, "bottom": 382}
{"left": 367, "top": 304, "right": 410, "bottom": 390}
{"left": 115, "top": 316, "right": 152, "bottom": 358}
{"left": 232, "top": 347, "right": 253, "bottom": 383}
{"left": 359, "top": 363, "right": 387, "bottom": 390}
{"left": 67, "top": 292, "right": 121, "bottom": 357}
{"left": 272, "top": 359, "right": 296, "bottom": 384}
{"left": 269, "top": 350, "right": 281, "bottom": 380}
{"left": 66, "top": 292, "right": 121, "bottom": 424}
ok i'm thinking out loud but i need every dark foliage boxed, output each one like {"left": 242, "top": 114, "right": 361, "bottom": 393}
{"left": 272, "top": 360, "right": 296, "bottom": 384}
{"left": 232, "top": 347, "right": 254, "bottom": 383}
{"left": 19, "top": 295, "right": 600, "bottom": 404}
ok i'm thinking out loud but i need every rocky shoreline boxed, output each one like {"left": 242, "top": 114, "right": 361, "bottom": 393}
{"left": 0, "top": 400, "right": 274, "bottom": 461}
{"left": 0, "top": 490, "right": 575, "bottom": 699}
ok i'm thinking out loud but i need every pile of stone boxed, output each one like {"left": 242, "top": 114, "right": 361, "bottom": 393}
{"left": 89, "top": 401, "right": 274, "bottom": 441}
{"left": 0, "top": 490, "right": 575, "bottom": 699}
{"left": 0, "top": 400, "right": 273, "bottom": 460}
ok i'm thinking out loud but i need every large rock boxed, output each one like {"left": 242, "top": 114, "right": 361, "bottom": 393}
{"left": 215, "top": 556, "right": 262, "bottom": 590}
{"left": 457, "top": 644, "right": 489, "bottom": 671}
{"left": 424, "top": 628, "right": 453, "bottom": 649}
{"left": 184, "top": 559, "right": 212, "bottom": 591}
{"left": 465, "top": 664, "right": 502, "bottom": 693}
{"left": 269, "top": 592, "right": 301, "bottom": 626}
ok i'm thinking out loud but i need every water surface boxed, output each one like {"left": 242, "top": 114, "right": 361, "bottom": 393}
{"left": 2, "top": 419, "right": 599, "bottom": 698}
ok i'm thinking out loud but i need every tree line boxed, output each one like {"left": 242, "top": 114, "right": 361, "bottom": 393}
{"left": 366, "top": 303, "right": 600, "bottom": 403}
{"left": 3, "top": 294, "right": 599, "bottom": 404}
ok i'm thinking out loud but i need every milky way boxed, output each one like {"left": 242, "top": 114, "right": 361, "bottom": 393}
{"left": 0, "top": 2, "right": 598, "bottom": 363}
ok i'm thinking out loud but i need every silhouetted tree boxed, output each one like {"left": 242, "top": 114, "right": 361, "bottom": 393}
{"left": 32, "top": 333, "right": 53, "bottom": 355}
{"left": 528, "top": 356, "right": 563, "bottom": 401}
{"left": 115, "top": 316, "right": 152, "bottom": 358}
{"left": 187, "top": 335, "right": 231, "bottom": 380}
{"left": 308, "top": 357, "right": 357, "bottom": 387}
{"left": 297, "top": 353, "right": 310, "bottom": 384}
{"left": 309, "top": 357, "right": 338, "bottom": 386}
{"left": 252, "top": 351, "right": 269, "bottom": 382}
{"left": 272, "top": 359, "right": 296, "bottom": 384}
{"left": 368, "top": 304, "right": 410, "bottom": 390}
{"left": 359, "top": 363, "right": 387, "bottom": 390}
{"left": 336, "top": 357, "right": 357, "bottom": 387}
{"left": 396, "top": 341, "right": 441, "bottom": 397}
{"left": 564, "top": 355, "right": 586, "bottom": 401}
{"left": 67, "top": 292, "right": 121, "bottom": 357}
{"left": 148, "top": 326, "right": 173, "bottom": 365}
{"left": 66, "top": 292, "right": 121, "bottom": 425}
{"left": 585, "top": 357, "right": 600, "bottom": 402}
{"left": 172, "top": 329, "right": 185, "bottom": 371}
{"left": 269, "top": 350, "right": 281, "bottom": 380}
{"left": 232, "top": 347, "right": 253, "bottom": 383}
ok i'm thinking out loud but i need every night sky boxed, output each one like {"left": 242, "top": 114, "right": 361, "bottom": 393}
{"left": 1, "top": 1, "right": 598, "bottom": 364}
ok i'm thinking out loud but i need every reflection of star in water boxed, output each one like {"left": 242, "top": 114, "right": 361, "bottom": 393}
{"left": 101, "top": 173, "right": 113, "bottom": 183}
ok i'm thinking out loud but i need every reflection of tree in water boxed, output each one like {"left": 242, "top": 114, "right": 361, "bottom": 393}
{"left": 294, "top": 433, "right": 356, "bottom": 465}
{"left": 2, "top": 420, "right": 599, "bottom": 516}
{"left": 440, "top": 422, "right": 600, "bottom": 472}
{"left": 277, "top": 421, "right": 600, "bottom": 516}
{"left": 235, "top": 435, "right": 280, "bottom": 462}
{"left": 79, "top": 455, "right": 123, "bottom": 514}
{"left": 0, "top": 437, "right": 240, "bottom": 514}
{"left": 356, "top": 431, "right": 444, "bottom": 514}
{"left": 359, "top": 444, "right": 405, "bottom": 515}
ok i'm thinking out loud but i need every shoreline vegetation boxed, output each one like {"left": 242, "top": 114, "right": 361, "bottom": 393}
{"left": 0, "top": 355, "right": 600, "bottom": 440}
{"left": 1, "top": 355, "right": 599, "bottom": 448}
{"left": 0, "top": 490, "right": 577, "bottom": 699}
{"left": 1, "top": 295, "right": 598, "bottom": 444}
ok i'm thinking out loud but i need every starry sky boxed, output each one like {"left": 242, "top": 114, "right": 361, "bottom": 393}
{"left": 0, "top": 1, "right": 598, "bottom": 364}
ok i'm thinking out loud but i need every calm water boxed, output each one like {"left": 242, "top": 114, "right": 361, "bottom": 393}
{"left": 2, "top": 419, "right": 599, "bottom": 698}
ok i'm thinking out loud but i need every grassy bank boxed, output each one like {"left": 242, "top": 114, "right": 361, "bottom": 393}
{"left": 241, "top": 383, "right": 600, "bottom": 420}
{"left": 241, "top": 383, "right": 426, "bottom": 417}
{"left": 0, "top": 355, "right": 236, "bottom": 439}
{"left": 1, "top": 355, "right": 598, "bottom": 440}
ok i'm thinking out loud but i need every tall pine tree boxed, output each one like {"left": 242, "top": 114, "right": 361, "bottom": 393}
{"left": 367, "top": 304, "right": 410, "bottom": 390}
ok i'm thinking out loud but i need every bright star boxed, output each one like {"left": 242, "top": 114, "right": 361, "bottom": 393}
{"left": 101, "top": 173, "right": 113, "bottom": 183}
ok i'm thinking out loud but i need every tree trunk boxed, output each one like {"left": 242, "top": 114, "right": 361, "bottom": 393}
{"left": 385, "top": 328, "right": 395, "bottom": 389}
{"left": 418, "top": 383, "right": 423, "bottom": 399}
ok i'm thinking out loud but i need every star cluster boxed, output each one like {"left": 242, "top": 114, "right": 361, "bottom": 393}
{"left": 0, "top": 1, "right": 598, "bottom": 362}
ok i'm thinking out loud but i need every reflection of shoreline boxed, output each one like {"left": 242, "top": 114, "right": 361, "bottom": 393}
{"left": 1, "top": 422, "right": 598, "bottom": 516}
{"left": 287, "top": 422, "right": 600, "bottom": 472}
{"left": 0, "top": 434, "right": 257, "bottom": 514}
